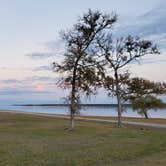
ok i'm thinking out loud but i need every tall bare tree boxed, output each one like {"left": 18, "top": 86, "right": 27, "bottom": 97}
{"left": 97, "top": 35, "right": 159, "bottom": 127}
{"left": 53, "top": 10, "right": 117, "bottom": 130}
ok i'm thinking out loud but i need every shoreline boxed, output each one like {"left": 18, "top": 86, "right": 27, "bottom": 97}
{"left": 4, "top": 105, "right": 166, "bottom": 119}
{"left": 1, "top": 109, "right": 166, "bottom": 128}
{"left": 12, "top": 103, "right": 166, "bottom": 108}
{"left": 1, "top": 109, "right": 166, "bottom": 119}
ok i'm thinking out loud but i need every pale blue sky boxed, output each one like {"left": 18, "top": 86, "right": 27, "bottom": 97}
{"left": 0, "top": 0, "right": 165, "bottom": 104}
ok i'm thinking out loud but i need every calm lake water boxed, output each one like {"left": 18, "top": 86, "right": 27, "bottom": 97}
{"left": 0, "top": 105, "right": 166, "bottom": 119}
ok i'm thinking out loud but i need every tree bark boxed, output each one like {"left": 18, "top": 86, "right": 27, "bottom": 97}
{"left": 69, "top": 79, "right": 76, "bottom": 130}
{"left": 144, "top": 111, "right": 149, "bottom": 119}
{"left": 115, "top": 70, "right": 122, "bottom": 127}
{"left": 68, "top": 99, "right": 75, "bottom": 131}
{"left": 68, "top": 110, "right": 75, "bottom": 130}
{"left": 68, "top": 58, "right": 80, "bottom": 131}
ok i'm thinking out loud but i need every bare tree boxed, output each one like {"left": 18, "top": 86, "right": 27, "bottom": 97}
{"left": 53, "top": 9, "right": 117, "bottom": 131}
{"left": 97, "top": 35, "right": 159, "bottom": 127}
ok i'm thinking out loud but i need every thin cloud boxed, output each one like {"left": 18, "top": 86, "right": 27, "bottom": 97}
{"left": 33, "top": 65, "right": 52, "bottom": 72}
{"left": 114, "top": 1, "right": 166, "bottom": 52}
{"left": 27, "top": 39, "right": 65, "bottom": 60}
{"left": 0, "top": 76, "right": 59, "bottom": 94}
{"left": 2, "top": 79, "right": 23, "bottom": 84}
{"left": 0, "top": 88, "right": 55, "bottom": 95}
{"left": 27, "top": 52, "right": 56, "bottom": 59}
{"left": 44, "top": 39, "right": 65, "bottom": 54}
{"left": 0, "top": 67, "right": 8, "bottom": 70}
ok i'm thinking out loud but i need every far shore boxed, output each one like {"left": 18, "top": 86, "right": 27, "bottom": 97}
{"left": 12, "top": 103, "right": 166, "bottom": 107}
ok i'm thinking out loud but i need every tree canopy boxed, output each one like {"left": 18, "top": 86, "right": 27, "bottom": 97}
{"left": 132, "top": 95, "right": 164, "bottom": 119}
{"left": 125, "top": 77, "right": 166, "bottom": 119}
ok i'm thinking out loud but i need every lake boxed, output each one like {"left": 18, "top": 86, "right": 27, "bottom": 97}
{"left": 0, "top": 105, "right": 166, "bottom": 119}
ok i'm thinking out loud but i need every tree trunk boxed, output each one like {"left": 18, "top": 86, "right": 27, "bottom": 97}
{"left": 68, "top": 60, "right": 78, "bottom": 131}
{"left": 144, "top": 111, "right": 149, "bottom": 119}
{"left": 67, "top": 96, "right": 76, "bottom": 131}
{"left": 68, "top": 88, "right": 76, "bottom": 131}
{"left": 117, "top": 95, "right": 122, "bottom": 127}
{"left": 115, "top": 70, "right": 122, "bottom": 127}
{"left": 68, "top": 109, "right": 75, "bottom": 130}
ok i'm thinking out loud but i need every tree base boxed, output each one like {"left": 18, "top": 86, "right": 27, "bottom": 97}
{"left": 117, "top": 125, "right": 124, "bottom": 128}
{"left": 64, "top": 127, "right": 75, "bottom": 131}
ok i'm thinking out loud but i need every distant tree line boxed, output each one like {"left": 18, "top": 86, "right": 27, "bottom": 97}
{"left": 53, "top": 9, "right": 166, "bottom": 130}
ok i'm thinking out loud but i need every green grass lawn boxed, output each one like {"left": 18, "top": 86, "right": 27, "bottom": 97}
{"left": 0, "top": 112, "right": 166, "bottom": 166}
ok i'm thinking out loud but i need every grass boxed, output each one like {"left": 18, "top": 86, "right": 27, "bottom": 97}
{"left": 0, "top": 112, "right": 166, "bottom": 166}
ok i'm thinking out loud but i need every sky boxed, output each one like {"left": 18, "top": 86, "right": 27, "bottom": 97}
{"left": 0, "top": 0, "right": 166, "bottom": 104}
